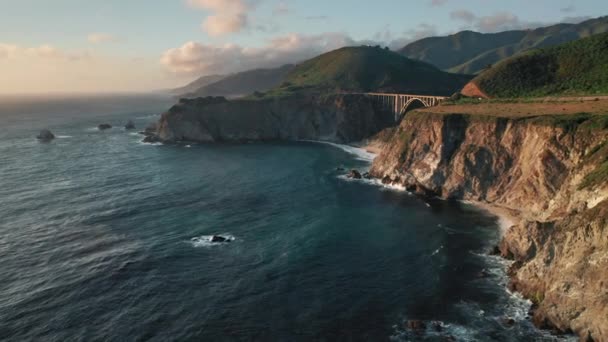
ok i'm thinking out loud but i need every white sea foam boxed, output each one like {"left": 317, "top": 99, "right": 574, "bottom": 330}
{"left": 300, "top": 140, "right": 376, "bottom": 162}
{"left": 185, "top": 145, "right": 192, "bottom": 148}
{"left": 137, "top": 140, "right": 163, "bottom": 146}
{"left": 431, "top": 245, "right": 443, "bottom": 256}
{"left": 190, "top": 234, "right": 236, "bottom": 247}
{"left": 136, "top": 114, "right": 160, "bottom": 119}
{"left": 56, "top": 135, "right": 72, "bottom": 139}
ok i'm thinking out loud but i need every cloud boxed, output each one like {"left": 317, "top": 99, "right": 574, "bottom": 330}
{"left": 161, "top": 32, "right": 358, "bottom": 76}
{"left": 429, "top": 0, "right": 448, "bottom": 7}
{"left": 0, "top": 43, "right": 89, "bottom": 60}
{"left": 450, "top": 10, "right": 547, "bottom": 32}
{"left": 273, "top": 1, "right": 288, "bottom": 15}
{"left": 305, "top": 15, "right": 328, "bottom": 21}
{"left": 0, "top": 42, "right": 171, "bottom": 93}
{"left": 187, "top": 0, "right": 253, "bottom": 36}
{"left": 450, "top": 9, "right": 476, "bottom": 24}
{"left": 87, "top": 33, "right": 119, "bottom": 44}
{"left": 560, "top": 5, "right": 576, "bottom": 13}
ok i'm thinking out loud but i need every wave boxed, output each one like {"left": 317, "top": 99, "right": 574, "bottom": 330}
{"left": 136, "top": 114, "right": 160, "bottom": 120}
{"left": 337, "top": 174, "right": 409, "bottom": 193}
{"left": 431, "top": 245, "right": 443, "bottom": 256}
{"left": 56, "top": 135, "right": 72, "bottom": 139}
{"left": 137, "top": 141, "right": 163, "bottom": 146}
{"left": 300, "top": 140, "right": 376, "bottom": 162}
{"left": 190, "top": 234, "right": 236, "bottom": 247}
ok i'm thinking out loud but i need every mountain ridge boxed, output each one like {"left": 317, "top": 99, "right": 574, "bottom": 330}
{"left": 399, "top": 16, "right": 608, "bottom": 74}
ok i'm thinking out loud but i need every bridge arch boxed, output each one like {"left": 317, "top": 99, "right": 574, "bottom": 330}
{"left": 400, "top": 97, "right": 428, "bottom": 115}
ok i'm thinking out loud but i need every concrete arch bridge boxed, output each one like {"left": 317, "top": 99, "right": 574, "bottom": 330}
{"left": 365, "top": 93, "right": 448, "bottom": 122}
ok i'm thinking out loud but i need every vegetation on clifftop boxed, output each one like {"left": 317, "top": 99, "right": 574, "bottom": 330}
{"left": 471, "top": 32, "right": 608, "bottom": 98}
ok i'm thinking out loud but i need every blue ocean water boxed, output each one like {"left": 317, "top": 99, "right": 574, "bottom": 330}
{"left": 0, "top": 95, "right": 571, "bottom": 341}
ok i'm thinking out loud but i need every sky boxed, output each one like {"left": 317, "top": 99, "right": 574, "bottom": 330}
{"left": 0, "top": 0, "right": 606, "bottom": 94}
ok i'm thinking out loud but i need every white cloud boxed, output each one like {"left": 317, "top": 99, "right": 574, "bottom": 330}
{"left": 161, "top": 32, "right": 357, "bottom": 76}
{"left": 273, "top": 1, "right": 289, "bottom": 15}
{"left": 429, "top": 0, "right": 448, "bottom": 7}
{"left": 0, "top": 43, "right": 170, "bottom": 93}
{"left": 187, "top": 0, "right": 254, "bottom": 36}
{"left": 88, "top": 33, "right": 119, "bottom": 44}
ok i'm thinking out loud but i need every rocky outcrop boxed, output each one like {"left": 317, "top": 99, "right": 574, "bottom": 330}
{"left": 36, "top": 129, "right": 55, "bottom": 141}
{"left": 460, "top": 81, "right": 489, "bottom": 99}
{"left": 124, "top": 120, "right": 136, "bottom": 130}
{"left": 370, "top": 110, "right": 608, "bottom": 341}
{"left": 98, "top": 124, "right": 112, "bottom": 130}
{"left": 153, "top": 95, "right": 393, "bottom": 144}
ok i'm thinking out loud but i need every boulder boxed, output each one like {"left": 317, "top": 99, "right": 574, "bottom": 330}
{"left": 98, "top": 123, "right": 112, "bottom": 130}
{"left": 124, "top": 120, "right": 136, "bottom": 130}
{"left": 36, "top": 129, "right": 55, "bottom": 141}
{"left": 381, "top": 175, "right": 392, "bottom": 184}
{"left": 348, "top": 170, "right": 362, "bottom": 179}
{"left": 405, "top": 320, "right": 426, "bottom": 333}
{"left": 502, "top": 317, "right": 516, "bottom": 327}
{"left": 211, "top": 235, "right": 231, "bottom": 243}
{"left": 142, "top": 135, "right": 162, "bottom": 144}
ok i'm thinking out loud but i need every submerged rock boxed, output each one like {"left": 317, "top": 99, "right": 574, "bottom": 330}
{"left": 124, "top": 120, "right": 136, "bottom": 130}
{"left": 98, "top": 123, "right": 112, "bottom": 130}
{"left": 36, "top": 129, "right": 55, "bottom": 141}
{"left": 405, "top": 320, "right": 426, "bottom": 333}
{"left": 348, "top": 170, "right": 362, "bottom": 179}
{"left": 211, "top": 235, "right": 231, "bottom": 243}
{"left": 142, "top": 135, "right": 162, "bottom": 144}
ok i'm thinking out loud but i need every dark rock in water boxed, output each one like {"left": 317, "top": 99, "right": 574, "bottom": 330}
{"left": 142, "top": 135, "right": 162, "bottom": 144}
{"left": 98, "top": 123, "right": 112, "bottom": 130}
{"left": 211, "top": 235, "right": 231, "bottom": 243}
{"left": 336, "top": 167, "right": 345, "bottom": 171}
{"left": 489, "top": 245, "right": 501, "bottom": 255}
{"left": 363, "top": 172, "right": 372, "bottom": 179}
{"left": 405, "top": 320, "right": 426, "bottom": 332}
{"left": 502, "top": 317, "right": 516, "bottom": 327}
{"left": 381, "top": 175, "right": 392, "bottom": 184}
{"left": 431, "top": 321, "right": 443, "bottom": 332}
{"left": 348, "top": 170, "right": 362, "bottom": 179}
{"left": 36, "top": 129, "right": 55, "bottom": 141}
{"left": 124, "top": 120, "right": 136, "bottom": 130}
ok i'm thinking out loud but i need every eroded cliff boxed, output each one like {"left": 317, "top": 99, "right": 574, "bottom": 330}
{"left": 370, "top": 110, "right": 608, "bottom": 341}
{"left": 154, "top": 94, "right": 393, "bottom": 144}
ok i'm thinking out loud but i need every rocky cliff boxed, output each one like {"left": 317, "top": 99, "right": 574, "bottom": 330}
{"left": 154, "top": 94, "right": 394, "bottom": 144}
{"left": 370, "top": 110, "right": 608, "bottom": 341}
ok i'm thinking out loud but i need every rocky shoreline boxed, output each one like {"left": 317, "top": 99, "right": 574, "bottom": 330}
{"left": 148, "top": 95, "right": 607, "bottom": 340}
{"left": 369, "top": 110, "right": 608, "bottom": 341}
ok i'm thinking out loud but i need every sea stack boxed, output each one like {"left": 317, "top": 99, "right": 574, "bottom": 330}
{"left": 125, "top": 120, "right": 136, "bottom": 130}
{"left": 36, "top": 129, "right": 55, "bottom": 141}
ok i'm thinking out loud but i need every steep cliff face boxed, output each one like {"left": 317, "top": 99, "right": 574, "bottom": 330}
{"left": 370, "top": 111, "right": 608, "bottom": 340}
{"left": 155, "top": 94, "right": 393, "bottom": 144}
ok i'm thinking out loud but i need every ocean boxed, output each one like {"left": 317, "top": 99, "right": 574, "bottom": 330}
{"left": 0, "top": 94, "right": 573, "bottom": 341}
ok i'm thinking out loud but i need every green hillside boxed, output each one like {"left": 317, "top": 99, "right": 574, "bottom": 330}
{"left": 471, "top": 32, "right": 608, "bottom": 97}
{"left": 399, "top": 16, "right": 608, "bottom": 75}
{"left": 263, "top": 46, "right": 471, "bottom": 97}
